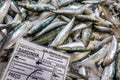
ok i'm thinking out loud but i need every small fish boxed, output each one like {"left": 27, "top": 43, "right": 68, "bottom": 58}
{"left": 50, "top": 17, "right": 75, "bottom": 47}
{"left": 4, "top": 15, "right": 13, "bottom": 24}
{"left": 20, "top": 8, "right": 27, "bottom": 22}
{"left": 27, "top": 14, "right": 56, "bottom": 36}
{"left": 51, "top": 0, "right": 59, "bottom": 9}
{"left": 19, "top": 3, "right": 56, "bottom": 12}
{"left": 32, "top": 26, "right": 64, "bottom": 45}
{"left": 34, "top": 21, "right": 66, "bottom": 38}
{"left": 0, "top": 0, "right": 11, "bottom": 23}
{"left": 38, "top": 0, "right": 50, "bottom": 4}
{"left": 82, "top": 0, "right": 105, "bottom": 4}
{"left": 0, "top": 21, "right": 21, "bottom": 30}
{"left": 95, "top": 16, "right": 112, "bottom": 27}
{"left": 81, "top": 27, "right": 92, "bottom": 47}
{"left": 94, "top": 26, "right": 111, "bottom": 32}
{"left": 71, "top": 23, "right": 91, "bottom": 32}
{"left": 92, "top": 32, "right": 110, "bottom": 40}
{"left": 99, "top": 4, "right": 120, "bottom": 27}
{"left": 71, "top": 45, "right": 108, "bottom": 77}
{"left": 102, "top": 35, "right": 118, "bottom": 67}
{"left": 37, "top": 12, "right": 53, "bottom": 21}
{"left": 75, "top": 15, "right": 98, "bottom": 22}
{"left": 70, "top": 51, "right": 91, "bottom": 63}
{"left": 60, "top": 15, "right": 71, "bottom": 22}
{"left": 66, "top": 76, "right": 73, "bottom": 80}
{"left": 3, "top": 21, "right": 33, "bottom": 50}
{"left": 101, "top": 61, "right": 115, "bottom": 80}
{"left": 57, "top": 0, "right": 75, "bottom": 7}
{"left": 53, "top": 4, "right": 91, "bottom": 15}
{"left": 10, "top": 1, "right": 20, "bottom": 13}
{"left": 78, "top": 67, "right": 87, "bottom": 79}
{"left": 57, "top": 41, "right": 85, "bottom": 51}
{"left": 94, "top": 36, "right": 112, "bottom": 51}
{"left": 116, "top": 51, "right": 120, "bottom": 80}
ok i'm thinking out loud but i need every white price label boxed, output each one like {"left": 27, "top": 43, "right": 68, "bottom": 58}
{"left": 2, "top": 39, "right": 70, "bottom": 80}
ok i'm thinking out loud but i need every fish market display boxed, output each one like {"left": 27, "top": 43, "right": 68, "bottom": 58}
{"left": 0, "top": 0, "right": 120, "bottom": 80}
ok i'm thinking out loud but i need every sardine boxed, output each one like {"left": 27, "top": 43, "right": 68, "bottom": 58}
{"left": 101, "top": 61, "right": 115, "bottom": 80}
{"left": 27, "top": 14, "right": 56, "bottom": 36}
{"left": 102, "top": 35, "right": 118, "bottom": 67}
{"left": 0, "top": 0, "right": 11, "bottom": 23}
{"left": 50, "top": 17, "right": 75, "bottom": 47}
{"left": 34, "top": 21, "right": 66, "bottom": 38}
{"left": 81, "top": 27, "right": 92, "bottom": 47}
{"left": 19, "top": 3, "right": 56, "bottom": 12}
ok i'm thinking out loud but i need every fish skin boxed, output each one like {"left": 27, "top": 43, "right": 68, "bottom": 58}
{"left": 101, "top": 61, "right": 115, "bottom": 80}
{"left": 102, "top": 35, "right": 118, "bottom": 67}
{"left": 19, "top": 3, "right": 56, "bottom": 12}
{"left": 50, "top": 17, "right": 75, "bottom": 47}
{"left": 70, "top": 51, "right": 91, "bottom": 63}
{"left": 32, "top": 26, "right": 64, "bottom": 44}
{"left": 81, "top": 27, "right": 92, "bottom": 47}
{"left": 71, "top": 45, "right": 108, "bottom": 77}
{"left": 116, "top": 51, "right": 120, "bottom": 80}
{"left": 57, "top": 0, "right": 75, "bottom": 7}
{"left": 27, "top": 14, "right": 56, "bottom": 36}
{"left": 34, "top": 21, "right": 66, "bottom": 38}
{"left": 57, "top": 41, "right": 85, "bottom": 51}
{"left": 0, "top": 0, "right": 11, "bottom": 23}
{"left": 3, "top": 21, "right": 33, "bottom": 50}
{"left": 10, "top": 1, "right": 20, "bottom": 14}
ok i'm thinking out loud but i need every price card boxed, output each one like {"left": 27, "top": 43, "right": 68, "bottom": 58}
{"left": 2, "top": 39, "right": 70, "bottom": 80}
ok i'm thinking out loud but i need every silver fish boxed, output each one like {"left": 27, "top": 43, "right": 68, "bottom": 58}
{"left": 0, "top": 0, "right": 11, "bottom": 23}
{"left": 70, "top": 51, "right": 91, "bottom": 63}
{"left": 101, "top": 61, "right": 115, "bottom": 80}
{"left": 102, "top": 35, "right": 118, "bottom": 67}
{"left": 50, "top": 17, "right": 75, "bottom": 47}
{"left": 81, "top": 27, "right": 92, "bottom": 47}
{"left": 34, "top": 21, "right": 66, "bottom": 38}
{"left": 3, "top": 21, "right": 33, "bottom": 50}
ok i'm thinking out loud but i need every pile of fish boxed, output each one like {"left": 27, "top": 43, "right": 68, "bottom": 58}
{"left": 0, "top": 0, "right": 120, "bottom": 80}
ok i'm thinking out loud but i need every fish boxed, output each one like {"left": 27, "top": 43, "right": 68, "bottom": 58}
{"left": 81, "top": 27, "right": 92, "bottom": 47}
{"left": 4, "top": 15, "right": 13, "bottom": 24}
{"left": 60, "top": 15, "right": 71, "bottom": 22}
{"left": 51, "top": 0, "right": 59, "bottom": 9}
{"left": 102, "top": 35, "right": 118, "bottom": 67}
{"left": 10, "top": 1, "right": 20, "bottom": 14}
{"left": 94, "top": 26, "right": 111, "bottom": 32}
{"left": 57, "top": 0, "right": 75, "bottom": 7}
{"left": 2, "top": 21, "right": 33, "bottom": 50}
{"left": 27, "top": 14, "right": 56, "bottom": 36}
{"left": 82, "top": 0, "right": 105, "bottom": 4}
{"left": 57, "top": 41, "right": 85, "bottom": 51}
{"left": 71, "top": 45, "right": 108, "bottom": 77}
{"left": 32, "top": 26, "right": 64, "bottom": 45}
{"left": 71, "top": 23, "right": 91, "bottom": 32}
{"left": 116, "top": 51, "right": 120, "bottom": 80}
{"left": 70, "top": 51, "right": 91, "bottom": 63}
{"left": 34, "top": 21, "right": 66, "bottom": 38}
{"left": 99, "top": 4, "right": 120, "bottom": 27}
{"left": 75, "top": 15, "right": 98, "bottom": 22}
{"left": 101, "top": 61, "right": 115, "bottom": 80}
{"left": 19, "top": 3, "right": 56, "bottom": 12}
{"left": 52, "top": 4, "right": 91, "bottom": 15}
{"left": 50, "top": 17, "right": 75, "bottom": 47}
{"left": 0, "top": 21, "right": 21, "bottom": 30}
{"left": 0, "top": 0, "right": 120, "bottom": 80}
{"left": 0, "top": 0, "right": 11, "bottom": 23}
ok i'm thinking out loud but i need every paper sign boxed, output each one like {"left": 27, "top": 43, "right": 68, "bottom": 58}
{"left": 2, "top": 39, "right": 70, "bottom": 80}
